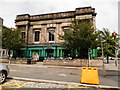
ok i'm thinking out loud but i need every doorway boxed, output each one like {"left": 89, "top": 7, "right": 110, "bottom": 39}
{"left": 46, "top": 49, "right": 54, "bottom": 57}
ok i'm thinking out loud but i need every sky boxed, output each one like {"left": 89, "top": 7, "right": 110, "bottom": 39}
{"left": 0, "top": 0, "right": 119, "bottom": 33}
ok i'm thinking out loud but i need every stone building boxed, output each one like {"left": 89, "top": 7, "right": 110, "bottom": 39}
{"left": 15, "top": 6, "right": 97, "bottom": 60}
{"left": 0, "top": 17, "right": 9, "bottom": 59}
{"left": 0, "top": 17, "right": 3, "bottom": 32}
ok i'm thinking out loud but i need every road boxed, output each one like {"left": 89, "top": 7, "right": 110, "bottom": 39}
{"left": 5, "top": 63, "right": 119, "bottom": 87}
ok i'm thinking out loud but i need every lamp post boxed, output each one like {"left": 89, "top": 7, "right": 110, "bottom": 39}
{"left": 101, "top": 40, "right": 106, "bottom": 76}
{"left": 88, "top": 48, "right": 90, "bottom": 67}
{"left": 112, "top": 32, "right": 118, "bottom": 66}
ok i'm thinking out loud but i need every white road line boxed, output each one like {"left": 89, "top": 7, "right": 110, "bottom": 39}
{"left": 64, "top": 67, "right": 82, "bottom": 69}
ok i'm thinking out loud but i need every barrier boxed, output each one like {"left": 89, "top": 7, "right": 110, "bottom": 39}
{"left": 81, "top": 67, "right": 99, "bottom": 84}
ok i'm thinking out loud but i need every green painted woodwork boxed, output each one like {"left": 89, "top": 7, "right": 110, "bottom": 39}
{"left": 21, "top": 45, "right": 64, "bottom": 58}
{"left": 13, "top": 45, "right": 98, "bottom": 60}
{"left": 90, "top": 49, "right": 98, "bottom": 58}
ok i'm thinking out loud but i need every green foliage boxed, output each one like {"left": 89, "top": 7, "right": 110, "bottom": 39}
{"left": 59, "top": 20, "right": 98, "bottom": 58}
{"left": 118, "top": 53, "right": 120, "bottom": 58}
{"left": 97, "top": 28, "right": 117, "bottom": 57}
{"left": 2, "top": 26, "right": 24, "bottom": 51}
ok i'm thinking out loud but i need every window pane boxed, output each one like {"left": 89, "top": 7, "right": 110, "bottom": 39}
{"left": 22, "top": 32, "right": 25, "bottom": 42}
{"left": 35, "top": 31, "right": 40, "bottom": 42}
{"left": 22, "top": 32, "right": 25, "bottom": 38}
{"left": 51, "top": 33, "right": 54, "bottom": 41}
{"left": 49, "top": 31, "right": 54, "bottom": 41}
{"left": 49, "top": 32, "right": 51, "bottom": 41}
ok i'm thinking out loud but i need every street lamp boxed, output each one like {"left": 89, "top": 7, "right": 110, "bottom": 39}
{"left": 112, "top": 32, "right": 118, "bottom": 66}
{"left": 88, "top": 48, "right": 90, "bottom": 67}
{"left": 97, "top": 40, "right": 106, "bottom": 76}
{"left": 101, "top": 40, "right": 106, "bottom": 58}
{"left": 101, "top": 40, "right": 106, "bottom": 76}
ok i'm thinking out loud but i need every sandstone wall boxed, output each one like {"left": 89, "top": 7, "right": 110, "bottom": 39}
{"left": 43, "top": 59, "right": 102, "bottom": 67}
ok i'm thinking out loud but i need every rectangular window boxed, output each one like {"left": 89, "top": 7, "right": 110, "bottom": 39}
{"left": 62, "top": 26, "right": 70, "bottom": 35}
{"left": 22, "top": 32, "right": 25, "bottom": 38}
{"left": 49, "top": 30, "right": 54, "bottom": 41}
{"left": 18, "top": 25, "right": 26, "bottom": 31}
{"left": 21, "top": 32, "right": 25, "bottom": 42}
{"left": 35, "top": 31, "right": 40, "bottom": 42}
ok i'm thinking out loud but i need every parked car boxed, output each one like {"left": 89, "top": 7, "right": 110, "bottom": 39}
{"left": 0, "top": 64, "right": 9, "bottom": 84}
{"left": 109, "top": 57, "right": 115, "bottom": 60}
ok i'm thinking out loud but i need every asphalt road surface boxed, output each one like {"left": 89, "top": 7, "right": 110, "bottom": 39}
{"left": 5, "top": 64, "right": 119, "bottom": 88}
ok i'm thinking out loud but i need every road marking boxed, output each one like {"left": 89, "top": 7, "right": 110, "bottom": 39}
{"left": 10, "top": 70, "right": 22, "bottom": 72}
{"left": 18, "top": 65, "right": 48, "bottom": 68}
{"left": 64, "top": 67, "right": 82, "bottom": 69}
{"left": 0, "top": 80, "right": 29, "bottom": 88}
{"left": 9, "top": 64, "right": 83, "bottom": 70}
{"left": 59, "top": 74, "right": 67, "bottom": 77}
{"left": 67, "top": 85, "right": 87, "bottom": 89}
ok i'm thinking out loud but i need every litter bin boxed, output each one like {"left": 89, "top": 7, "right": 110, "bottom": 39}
{"left": 27, "top": 58, "right": 31, "bottom": 64}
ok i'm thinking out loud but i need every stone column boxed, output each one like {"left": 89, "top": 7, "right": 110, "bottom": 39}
{"left": 93, "top": 16, "right": 96, "bottom": 29}
{"left": 25, "top": 23, "right": 29, "bottom": 58}
{"left": 4, "top": 50, "right": 6, "bottom": 57}
{"left": 1, "top": 50, "right": 3, "bottom": 58}
{"left": 25, "top": 24, "right": 29, "bottom": 45}
{"left": 56, "top": 24, "right": 61, "bottom": 43}
{"left": 0, "top": 51, "right": 1, "bottom": 58}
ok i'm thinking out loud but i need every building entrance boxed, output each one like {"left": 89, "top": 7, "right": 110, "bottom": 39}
{"left": 46, "top": 49, "right": 54, "bottom": 57}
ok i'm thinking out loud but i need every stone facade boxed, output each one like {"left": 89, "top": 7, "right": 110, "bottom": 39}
{"left": 118, "top": 2, "right": 120, "bottom": 55}
{"left": 15, "top": 6, "right": 97, "bottom": 59}
{"left": 0, "top": 17, "right": 9, "bottom": 59}
{"left": 0, "top": 17, "right": 3, "bottom": 42}
{"left": 16, "top": 6, "right": 96, "bottom": 45}
{"left": 0, "top": 17, "right": 3, "bottom": 33}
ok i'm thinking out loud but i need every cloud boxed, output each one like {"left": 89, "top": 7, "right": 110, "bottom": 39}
{"left": 93, "top": 2, "right": 118, "bottom": 32}
{"left": 0, "top": 0, "right": 119, "bottom": 33}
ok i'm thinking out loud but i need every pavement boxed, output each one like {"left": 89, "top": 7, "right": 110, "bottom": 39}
{"left": 5, "top": 60, "right": 118, "bottom": 71}
{"left": 104, "top": 61, "right": 119, "bottom": 71}
{"left": 11, "top": 77, "right": 120, "bottom": 89}
{"left": 1, "top": 59, "right": 120, "bottom": 89}
{"left": 0, "top": 58, "right": 119, "bottom": 71}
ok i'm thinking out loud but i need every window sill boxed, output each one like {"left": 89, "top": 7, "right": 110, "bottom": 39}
{"left": 34, "top": 42, "right": 39, "bottom": 44}
{"left": 48, "top": 41, "right": 55, "bottom": 43}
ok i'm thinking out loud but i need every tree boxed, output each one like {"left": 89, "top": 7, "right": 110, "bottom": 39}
{"left": 97, "top": 28, "right": 118, "bottom": 63}
{"left": 2, "top": 26, "right": 24, "bottom": 58}
{"left": 59, "top": 20, "right": 98, "bottom": 59}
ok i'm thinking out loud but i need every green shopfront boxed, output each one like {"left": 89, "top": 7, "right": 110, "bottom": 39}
{"left": 25, "top": 45, "right": 64, "bottom": 58}
{"left": 13, "top": 45, "right": 66, "bottom": 61}
{"left": 13, "top": 45, "right": 98, "bottom": 61}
